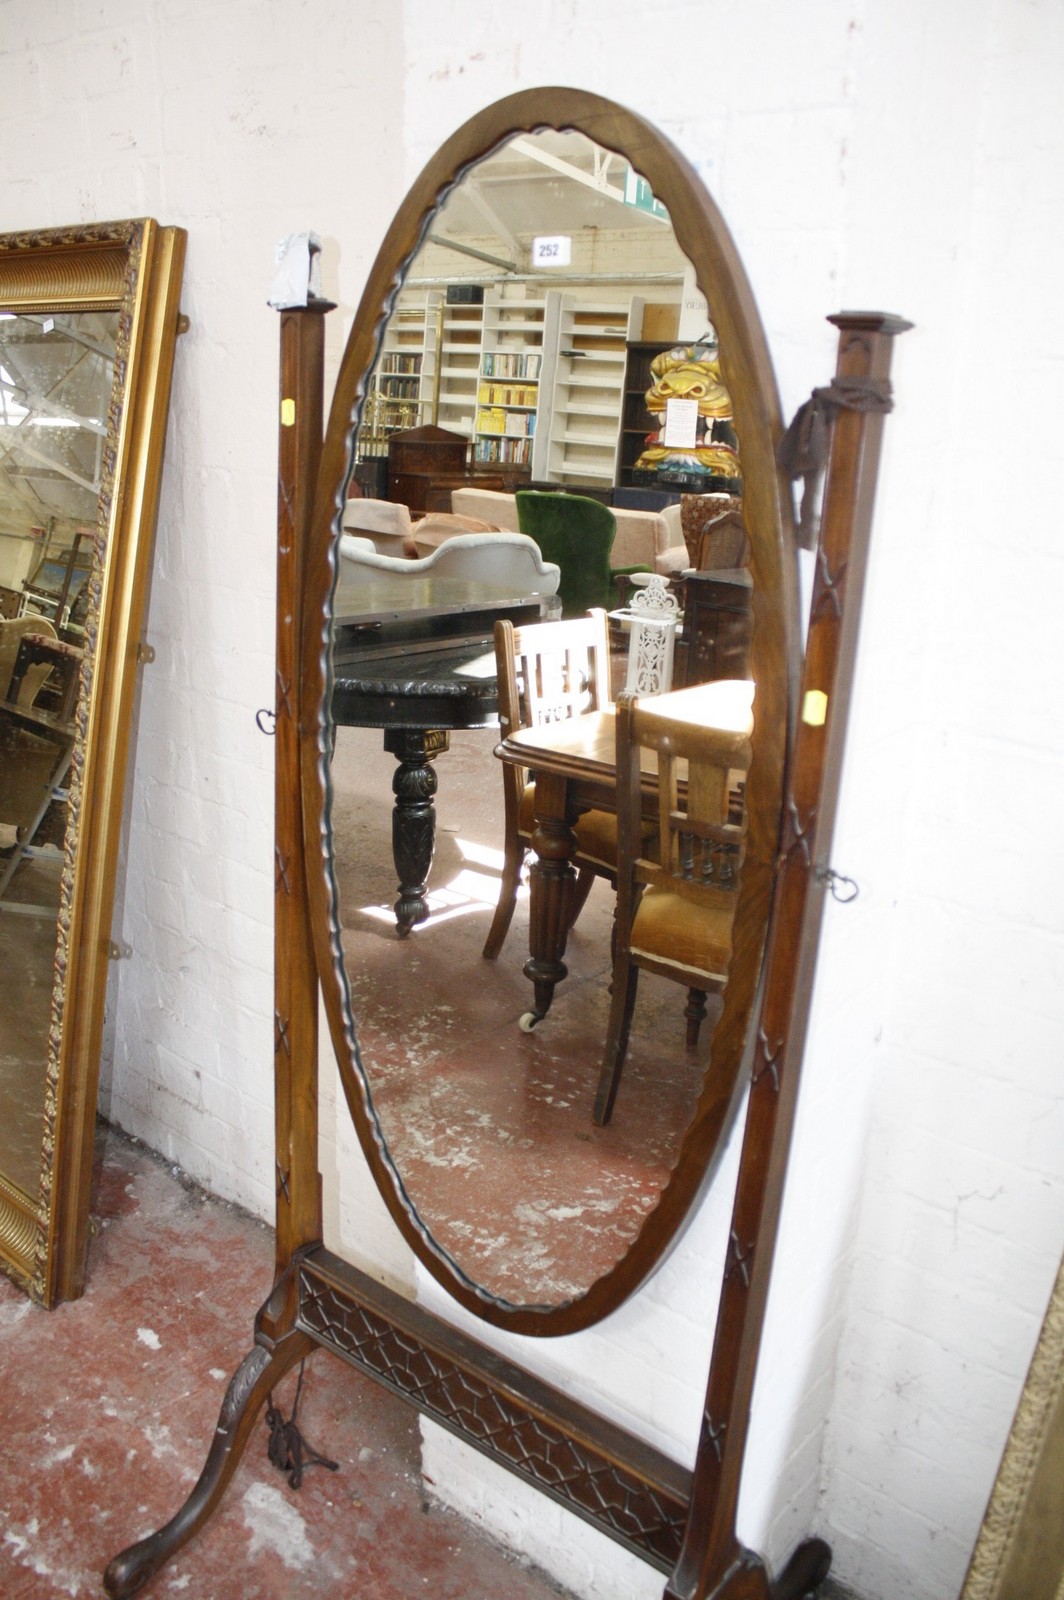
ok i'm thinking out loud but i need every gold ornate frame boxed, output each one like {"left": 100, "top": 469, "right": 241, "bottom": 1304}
{"left": 0, "top": 219, "right": 186, "bottom": 1306}
{"left": 961, "top": 1253, "right": 1064, "bottom": 1600}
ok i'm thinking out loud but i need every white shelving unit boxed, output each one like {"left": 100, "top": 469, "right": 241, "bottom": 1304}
{"left": 356, "top": 287, "right": 661, "bottom": 492}
{"left": 434, "top": 297, "right": 485, "bottom": 438}
{"left": 532, "top": 297, "right": 643, "bottom": 487}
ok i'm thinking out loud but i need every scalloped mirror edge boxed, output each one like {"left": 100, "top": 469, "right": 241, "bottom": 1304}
{"left": 301, "top": 87, "right": 802, "bottom": 1335}
{"left": 0, "top": 219, "right": 187, "bottom": 1307}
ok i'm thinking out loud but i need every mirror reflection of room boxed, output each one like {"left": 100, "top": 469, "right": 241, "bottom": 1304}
{"left": 0, "top": 309, "right": 115, "bottom": 1197}
{"left": 328, "top": 129, "right": 753, "bottom": 1307}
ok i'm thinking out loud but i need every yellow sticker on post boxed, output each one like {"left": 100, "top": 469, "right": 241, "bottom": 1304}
{"left": 802, "top": 689, "right": 828, "bottom": 726}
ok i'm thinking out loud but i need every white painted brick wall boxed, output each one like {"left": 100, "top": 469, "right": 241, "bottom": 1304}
{"left": 3, "top": 3, "right": 1062, "bottom": 1598}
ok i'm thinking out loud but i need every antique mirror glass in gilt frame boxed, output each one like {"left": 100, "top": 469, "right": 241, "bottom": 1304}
{"left": 0, "top": 221, "right": 186, "bottom": 1306}
{"left": 304, "top": 89, "right": 801, "bottom": 1334}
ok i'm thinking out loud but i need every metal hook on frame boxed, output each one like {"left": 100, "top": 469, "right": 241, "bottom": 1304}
{"left": 256, "top": 709, "right": 277, "bottom": 736}
{"left": 816, "top": 866, "right": 859, "bottom": 904}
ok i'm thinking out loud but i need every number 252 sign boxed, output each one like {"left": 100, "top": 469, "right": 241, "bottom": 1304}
{"left": 531, "top": 235, "right": 572, "bottom": 267}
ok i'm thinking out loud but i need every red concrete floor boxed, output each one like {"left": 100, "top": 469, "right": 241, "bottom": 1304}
{"left": 0, "top": 677, "right": 733, "bottom": 1595}
{"left": 0, "top": 1126, "right": 576, "bottom": 1600}
{"left": 329, "top": 725, "right": 729, "bottom": 1309}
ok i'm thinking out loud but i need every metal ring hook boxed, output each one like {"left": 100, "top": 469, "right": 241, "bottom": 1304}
{"left": 817, "top": 867, "right": 859, "bottom": 903}
{"left": 255, "top": 708, "right": 277, "bottom": 736}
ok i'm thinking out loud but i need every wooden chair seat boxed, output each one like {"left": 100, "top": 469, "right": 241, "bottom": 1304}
{"left": 629, "top": 886, "right": 733, "bottom": 985}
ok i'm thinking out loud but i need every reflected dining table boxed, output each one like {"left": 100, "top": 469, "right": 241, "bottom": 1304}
{"left": 494, "top": 678, "right": 755, "bottom": 1028}
{"left": 330, "top": 567, "right": 547, "bottom": 935}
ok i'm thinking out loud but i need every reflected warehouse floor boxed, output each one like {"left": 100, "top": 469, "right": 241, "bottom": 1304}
{"left": 329, "top": 724, "right": 727, "bottom": 1307}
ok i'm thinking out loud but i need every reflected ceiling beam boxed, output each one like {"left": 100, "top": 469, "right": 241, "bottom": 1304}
{"left": 508, "top": 137, "right": 668, "bottom": 223}
{"left": 23, "top": 313, "right": 116, "bottom": 364}
{"left": 24, "top": 399, "right": 106, "bottom": 437}
{"left": 1, "top": 391, "right": 107, "bottom": 438}
{"left": 426, "top": 234, "right": 517, "bottom": 273}
{"left": 462, "top": 182, "right": 522, "bottom": 260}
{"left": 8, "top": 437, "right": 99, "bottom": 497}
{"left": 1, "top": 350, "right": 108, "bottom": 437}
{"left": 0, "top": 446, "right": 49, "bottom": 520}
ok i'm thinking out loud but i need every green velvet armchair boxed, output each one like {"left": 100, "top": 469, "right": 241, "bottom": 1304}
{"left": 515, "top": 490, "right": 650, "bottom": 617}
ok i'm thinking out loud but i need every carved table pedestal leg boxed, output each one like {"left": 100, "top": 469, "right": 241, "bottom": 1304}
{"left": 520, "top": 771, "right": 579, "bottom": 1028}
{"left": 384, "top": 727, "right": 448, "bottom": 936}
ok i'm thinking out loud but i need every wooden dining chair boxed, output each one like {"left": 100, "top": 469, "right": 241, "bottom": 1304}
{"left": 482, "top": 608, "right": 616, "bottom": 961}
{"left": 593, "top": 690, "right": 749, "bottom": 1125}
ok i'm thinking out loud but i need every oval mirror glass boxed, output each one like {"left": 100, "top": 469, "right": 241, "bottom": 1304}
{"left": 304, "top": 91, "right": 799, "bottom": 1334}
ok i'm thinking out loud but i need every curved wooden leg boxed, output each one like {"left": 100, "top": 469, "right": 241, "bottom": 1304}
{"left": 103, "top": 1328, "right": 315, "bottom": 1598}
{"left": 664, "top": 1536, "right": 830, "bottom": 1600}
{"left": 482, "top": 835, "right": 527, "bottom": 960}
{"left": 594, "top": 961, "right": 639, "bottom": 1125}
{"left": 770, "top": 1537, "right": 832, "bottom": 1599}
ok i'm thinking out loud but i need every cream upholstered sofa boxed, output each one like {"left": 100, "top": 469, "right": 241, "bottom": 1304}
{"left": 450, "top": 487, "right": 688, "bottom": 575}
{"left": 337, "top": 532, "right": 561, "bottom": 598}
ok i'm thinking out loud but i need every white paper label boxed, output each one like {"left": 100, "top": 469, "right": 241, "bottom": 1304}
{"left": 531, "top": 235, "right": 572, "bottom": 267}
{"left": 662, "top": 397, "right": 699, "bottom": 449}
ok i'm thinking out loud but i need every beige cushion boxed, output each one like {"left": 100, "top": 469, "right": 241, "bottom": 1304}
{"left": 630, "top": 885, "right": 733, "bottom": 983}
{"left": 656, "top": 542, "right": 690, "bottom": 575}
{"left": 450, "top": 488, "right": 522, "bottom": 531}
{"left": 341, "top": 497, "right": 415, "bottom": 555}
{"left": 450, "top": 489, "right": 683, "bottom": 572}
{"left": 609, "top": 503, "right": 683, "bottom": 569}
{"left": 411, "top": 512, "right": 501, "bottom": 558}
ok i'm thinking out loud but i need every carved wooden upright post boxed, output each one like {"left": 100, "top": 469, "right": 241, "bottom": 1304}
{"left": 666, "top": 311, "right": 912, "bottom": 1600}
{"left": 272, "top": 304, "right": 332, "bottom": 1285}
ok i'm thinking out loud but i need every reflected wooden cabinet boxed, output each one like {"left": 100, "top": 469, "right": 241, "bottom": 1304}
{"left": 385, "top": 424, "right": 469, "bottom": 517}
{"left": 676, "top": 568, "right": 754, "bottom": 686}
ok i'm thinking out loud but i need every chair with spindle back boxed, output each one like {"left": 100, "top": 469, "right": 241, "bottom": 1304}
{"left": 482, "top": 609, "right": 617, "bottom": 961}
{"left": 593, "top": 689, "right": 751, "bottom": 1125}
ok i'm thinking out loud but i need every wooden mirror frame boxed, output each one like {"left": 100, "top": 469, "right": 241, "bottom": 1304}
{"left": 0, "top": 220, "right": 186, "bottom": 1306}
{"left": 105, "top": 89, "right": 908, "bottom": 1600}
{"left": 302, "top": 86, "right": 803, "bottom": 1335}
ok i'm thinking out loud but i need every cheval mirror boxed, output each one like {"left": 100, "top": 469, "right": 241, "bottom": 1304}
{"left": 0, "top": 221, "right": 186, "bottom": 1307}
{"left": 106, "top": 90, "right": 907, "bottom": 1599}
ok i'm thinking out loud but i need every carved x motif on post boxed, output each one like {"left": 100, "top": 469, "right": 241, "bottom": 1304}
{"left": 274, "top": 1012, "right": 291, "bottom": 1059}
{"left": 809, "top": 545, "right": 848, "bottom": 624}
{"left": 779, "top": 799, "right": 817, "bottom": 870}
{"left": 700, "top": 1414, "right": 727, "bottom": 1462}
{"left": 723, "top": 1230, "right": 755, "bottom": 1288}
{"left": 751, "top": 1029, "right": 785, "bottom": 1095}
{"left": 275, "top": 846, "right": 292, "bottom": 897}
{"left": 276, "top": 475, "right": 295, "bottom": 552}
{"left": 275, "top": 670, "right": 294, "bottom": 723}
